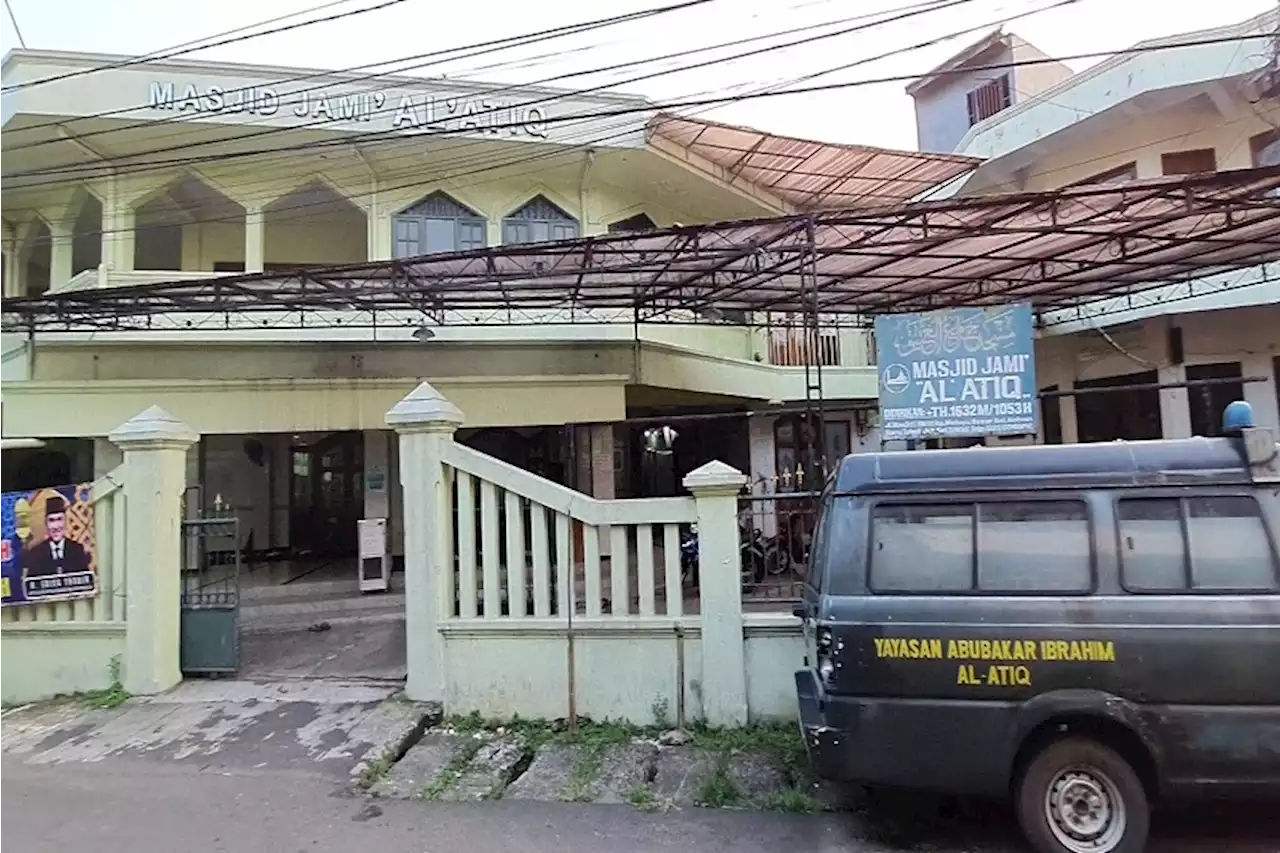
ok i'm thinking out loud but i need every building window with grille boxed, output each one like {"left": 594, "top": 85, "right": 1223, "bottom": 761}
{"left": 392, "top": 192, "right": 487, "bottom": 259}
{"left": 965, "top": 74, "right": 1012, "bottom": 126}
{"left": 1186, "top": 361, "right": 1245, "bottom": 437}
{"left": 1161, "top": 148, "right": 1216, "bottom": 176}
{"left": 502, "top": 195, "right": 579, "bottom": 245}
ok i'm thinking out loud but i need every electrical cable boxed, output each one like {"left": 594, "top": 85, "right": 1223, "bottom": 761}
{"left": 2, "top": 0, "right": 722, "bottom": 142}
{"left": 0, "top": 0, "right": 418, "bottom": 93}
{"left": 13, "top": 2, "right": 1266, "bottom": 242}
{"left": 0, "top": 0, "right": 1168, "bottom": 238}
{"left": 5, "top": 0, "right": 974, "bottom": 176}
{"left": 4, "top": 0, "right": 27, "bottom": 48}
{"left": 15, "top": 21, "right": 1263, "bottom": 188}
{"left": 0, "top": 0, "right": 1013, "bottom": 229}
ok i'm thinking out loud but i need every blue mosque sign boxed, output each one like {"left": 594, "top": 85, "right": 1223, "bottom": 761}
{"left": 874, "top": 304, "right": 1039, "bottom": 441}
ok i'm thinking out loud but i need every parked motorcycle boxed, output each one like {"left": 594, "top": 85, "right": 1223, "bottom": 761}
{"left": 679, "top": 512, "right": 788, "bottom": 588}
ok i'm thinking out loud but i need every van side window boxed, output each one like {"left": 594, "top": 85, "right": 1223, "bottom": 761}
{"left": 870, "top": 500, "right": 1092, "bottom": 594}
{"left": 1118, "top": 495, "right": 1278, "bottom": 592}
{"left": 977, "top": 501, "right": 1091, "bottom": 592}
{"left": 871, "top": 504, "right": 973, "bottom": 592}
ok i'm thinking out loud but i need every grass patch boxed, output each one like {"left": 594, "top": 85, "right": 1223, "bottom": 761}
{"left": 628, "top": 784, "right": 657, "bottom": 812}
{"left": 82, "top": 656, "right": 129, "bottom": 710}
{"left": 357, "top": 752, "right": 397, "bottom": 791}
{"left": 422, "top": 740, "right": 483, "bottom": 801}
{"left": 762, "top": 787, "right": 817, "bottom": 813}
{"left": 694, "top": 757, "right": 743, "bottom": 808}
{"left": 558, "top": 720, "right": 640, "bottom": 802}
{"left": 691, "top": 723, "right": 807, "bottom": 779}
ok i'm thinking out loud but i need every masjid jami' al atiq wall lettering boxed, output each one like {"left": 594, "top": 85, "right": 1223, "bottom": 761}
{"left": 146, "top": 81, "right": 551, "bottom": 138}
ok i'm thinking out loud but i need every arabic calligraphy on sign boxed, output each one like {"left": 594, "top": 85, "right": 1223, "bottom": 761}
{"left": 892, "top": 306, "right": 1021, "bottom": 359}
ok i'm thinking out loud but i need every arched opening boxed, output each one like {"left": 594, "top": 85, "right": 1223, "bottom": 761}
{"left": 133, "top": 176, "right": 245, "bottom": 272}
{"left": 393, "top": 191, "right": 485, "bottom": 258}
{"left": 502, "top": 195, "right": 578, "bottom": 244}
{"left": 608, "top": 212, "right": 657, "bottom": 234}
{"left": 263, "top": 181, "right": 367, "bottom": 270}
{"left": 69, "top": 190, "right": 103, "bottom": 276}
{"left": 20, "top": 219, "right": 52, "bottom": 297}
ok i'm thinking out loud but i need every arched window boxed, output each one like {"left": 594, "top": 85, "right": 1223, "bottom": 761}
{"left": 502, "top": 195, "right": 578, "bottom": 245}
{"left": 393, "top": 192, "right": 486, "bottom": 258}
{"left": 608, "top": 213, "right": 657, "bottom": 234}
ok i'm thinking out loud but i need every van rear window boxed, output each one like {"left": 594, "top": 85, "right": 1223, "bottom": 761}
{"left": 868, "top": 500, "right": 1092, "bottom": 594}
{"left": 1117, "top": 495, "right": 1278, "bottom": 592}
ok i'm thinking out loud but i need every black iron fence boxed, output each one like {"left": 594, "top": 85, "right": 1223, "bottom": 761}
{"left": 738, "top": 479, "right": 819, "bottom": 603}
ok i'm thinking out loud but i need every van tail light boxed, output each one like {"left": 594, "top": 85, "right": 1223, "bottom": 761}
{"left": 816, "top": 627, "right": 838, "bottom": 687}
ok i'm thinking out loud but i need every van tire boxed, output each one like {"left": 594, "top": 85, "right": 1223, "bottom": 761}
{"left": 1016, "top": 737, "right": 1149, "bottom": 853}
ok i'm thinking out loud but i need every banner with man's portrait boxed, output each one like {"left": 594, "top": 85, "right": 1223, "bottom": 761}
{"left": 1, "top": 483, "right": 100, "bottom": 607}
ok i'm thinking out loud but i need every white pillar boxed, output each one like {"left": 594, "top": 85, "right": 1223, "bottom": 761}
{"left": 387, "top": 381, "right": 464, "bottom": 703}
{"left": 367, "top": 201, "right": 392, "bottom": 261}
{"left": 1059, "top": 389, "right": 1080, "bottom": 444}
{"left": 49, "top": 221, "right": 73, "bottom": 291}
{"left": 1242, "top": 354, "right": 1280, "bottom": 434}
{"left": 101, "top": 178, "right": 135, "bottom": 274}
{"left": 2, "top": 247, "right": 14, "bottom": 299}
{"left": 589, "top": 425, "right": 615, "bottom": 500}
{"left": 107, "top": 406, "right": 198, "bottom": 696}
{"left": 683, "top": 460, "right": 749, "bottom": 728}
{"left": 1158, "top": 364, "right": 1192, "bottom": 439}
{"left": 245, "top": 206, "right": 265, "bottom": 273}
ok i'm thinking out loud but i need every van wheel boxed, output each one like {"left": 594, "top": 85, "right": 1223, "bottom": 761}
{"left": 1016, "top": 737, "right": 1149, "bottom": 853}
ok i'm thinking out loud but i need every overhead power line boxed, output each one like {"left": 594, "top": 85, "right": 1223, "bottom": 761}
{"left": 6, "top": 0, "right": 1013, "bottom": 182}
{"left": 4, "top": 0, "right": 26, "bottom": 48}
{"left": 2, "top": 0, "right": 721, "bottom": 139}
{"left": 3, "top": 0, "right": 1112, "bottom": 235}
{"left": 1, "top": 0, "right": 418, "bottom": 93}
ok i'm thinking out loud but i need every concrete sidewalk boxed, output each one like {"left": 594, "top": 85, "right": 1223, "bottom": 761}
{"left": 1, "top": 679, "right": 436, "bottom": 782}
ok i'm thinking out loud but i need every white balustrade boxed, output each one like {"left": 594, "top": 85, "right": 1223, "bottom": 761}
{"left": 441, "top": 442, "right": 695, "bottom": 621}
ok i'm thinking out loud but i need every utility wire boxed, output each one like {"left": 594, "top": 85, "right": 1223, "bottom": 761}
{"left": 3, "top": 0, "right": 995, "bottom": 215}
{"left": 6, "top": 0, "right": 1017, "bottom": 182}
{"left": 2, "top": 0, "right": 721, "bottom": 140}
{"left": 4, "top": 0, "right": 26, "bottom": 48}
{"left": 6, "top": 0, "right": 1112, "bottom": 235}
{"left": 1, "top": 0, "right": 417, "bottom": 93}
{"left": 2, "top": 0, "right": 922, "bottom": 166}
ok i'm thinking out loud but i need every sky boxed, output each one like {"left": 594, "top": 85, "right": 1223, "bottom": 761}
{"left": 1, "top": 0, "right": 1276, "bottom": 151}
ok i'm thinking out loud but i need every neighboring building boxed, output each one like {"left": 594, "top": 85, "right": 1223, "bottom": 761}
{"left": 920, "top": 11, "right": 1280, "bottom": 444}
{"left": 0, "top": 50, "right": 974, "bottom": 561}
{"left": 906, "top": 28, "right": 1073, "bottom": 154}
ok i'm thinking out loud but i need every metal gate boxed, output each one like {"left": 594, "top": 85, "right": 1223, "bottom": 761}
{"left": 179, "top": 501, "right": 241, "bottom": 676}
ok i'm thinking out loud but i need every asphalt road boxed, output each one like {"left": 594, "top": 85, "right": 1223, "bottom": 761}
{"left": 7, "top": 755, "right": 1280, "bottom": 853}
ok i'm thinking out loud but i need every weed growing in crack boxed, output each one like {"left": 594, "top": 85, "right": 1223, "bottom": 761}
{"left": 422, "top": 740, "right": 482, "bottom": 801}
{"left": 83, "top": 656, "right": 129, "bottom": 710}
{"left": 763, "top": 787, "right": 817, "bottom": 813}
{"left": 357, "top": 752, "right": 397, "bottom": 790}
{"left": 695, "top": 757, "right": 743, "bottom": 808}
{"left": 628, "top": 784, "right": 657, "bottom": 812}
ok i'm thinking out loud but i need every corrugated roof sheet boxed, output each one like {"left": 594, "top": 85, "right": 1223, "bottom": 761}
{"left": 647, "top": 114, "right": 978, "bottom": 210}
{"left": 5, "top": 167, "right": 1278, "bottom": 330}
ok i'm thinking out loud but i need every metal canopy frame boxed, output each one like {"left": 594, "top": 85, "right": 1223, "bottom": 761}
{"left": 6, "top": 167, "right": 1278, "bottom": 335}
{"left": 5, "top": 166, "right": 1278, "bottom": 502}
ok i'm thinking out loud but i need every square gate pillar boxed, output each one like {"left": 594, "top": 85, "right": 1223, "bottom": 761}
{"left": 387, "top": 381, "right": 464, "bottom": 703}
{"left": 109, "top": 406, "right": 199, "bottom": 696}
{"left": 683, "top": 460, "right": 749, "bottom": 727}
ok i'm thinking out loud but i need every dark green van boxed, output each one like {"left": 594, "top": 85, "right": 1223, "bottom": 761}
{"left": 795, "top": 404, "right": 1280, "bottom": 853}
